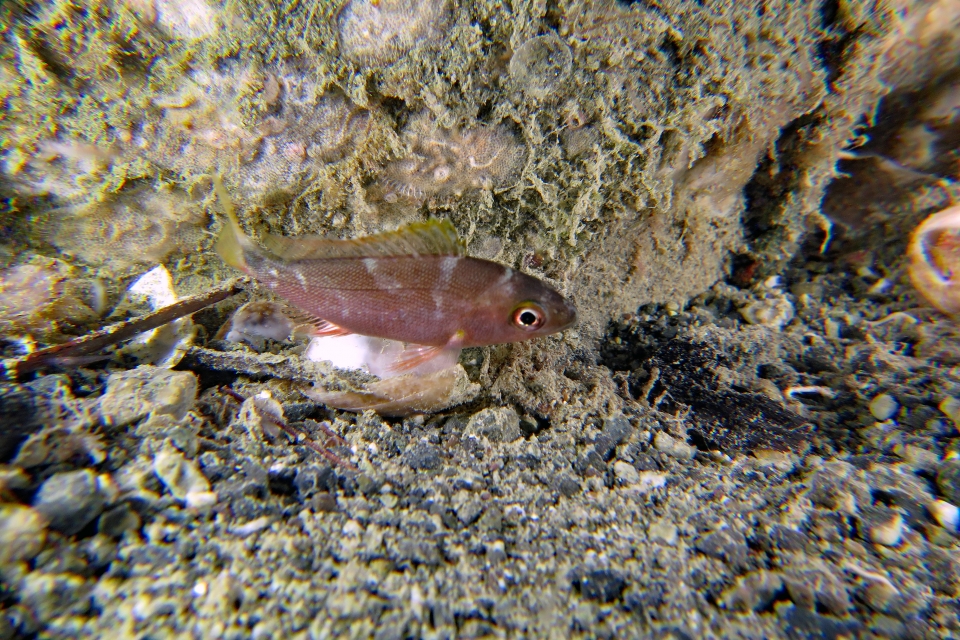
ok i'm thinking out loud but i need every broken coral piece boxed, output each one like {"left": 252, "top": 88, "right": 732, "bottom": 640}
{"left": 302, "top": 334, "right": 477, "bottom": 416}
{"left": 908, "top": 203, "right": 960, "bottom": 315}
{"left": 302, "top": 364, "right": 478, "bottom": 418}
{"left": 118, "top": 266, "right": 196, "bottom": 367}
{"left": 218, "top": 300, "right": 295, "bottom": 349}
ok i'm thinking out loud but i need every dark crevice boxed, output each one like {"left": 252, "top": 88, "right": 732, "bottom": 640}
{"left": 543, "top": 0, "right": 562, "bottom": 32}
{"left": 740, "top": 109, "right": 822, "bottom": 246}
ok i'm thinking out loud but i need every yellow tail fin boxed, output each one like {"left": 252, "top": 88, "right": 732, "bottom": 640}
{"left": 213, "top": 175, "right": 249, "bottom": 272}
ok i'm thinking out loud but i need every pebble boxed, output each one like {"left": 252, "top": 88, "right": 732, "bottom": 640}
{"left": 613, "top": 460, "right": 640, "bottom": 485}
{"left": 868, "top": 512, "right": 903, "bottom": 546}
{"left": 153, "top": 446, "right": 212, "bottom": 504}
{"left": 928, "top": 499, "right": 959, "bottom": 532}
{"left": 465, "top": 407, "right": 521, "bottom": 443}
{"left": 869, "top": 394, "right": 899, "bottom": 421}
{"left": 936, "top": 458, "right": 960, "bottom": 505}
{"left": 653, "top": 432, "right": 696, "bottom": 460}
{"left": 573, "top": 569, "right": 627, "bottom": 603}
{"left": 32, "top": 469, "right": 107, "bottom": 536}
{"left": 721, "top": 570, "right": 783, "bottom": 611}
{"left": 594, "top": 414, "right": 632, "bottom": 460}
{"left": 647, "top": 519, "right": 678, "bottom": 545}
{"left": 404, "top": 442, "right": 442, "bottom": 471}
{"left": 0, "top": 505, "right": 46, "bottom": 566}
{"left": 939, "top": 396, "right": 960, "bottom": 425}
{"left": 98, "top": 503, "right": 141, "bottom": 538}
{"left": 99, "top": 366, "right": 198, "bottom": 427}
{"left": 634, "top": 471, "right": 668, "bottom": 494}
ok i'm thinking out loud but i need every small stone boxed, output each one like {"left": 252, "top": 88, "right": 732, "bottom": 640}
{"left": 634, "top": 471, "right": 667, "bottom": 494}
{"left": 721, "top": 570, "right": 783, "bottom": 611}
{"left": 868, "top": 512, "right": 903, "bottom": 546}
{"left": 939, "top": 396, "right": 960, "bottom": 425}
{"left": 456, "top": 499, "right": 483, "bottom": 526}
{"left": 464, "top": 407, "right": 521, "bottom": 443}
{"left": 0, "top": 505, "right": 46, "bottom": 566}
{"left": 653, "top": 431, "right": 696, "bottom": 460}
{"left": 380, "top": 493, "right": 398, "bottom": 509}
{"left": 184, "top": 490, "right": 217, "bottom": 509}
{"left": 486, "top": 539, "right": 506, "bottom": 563}
{"left": 573, "top": 569, "right": 627, "bottom": 603}
{"left": 404, "top": 442, "right": 442, "bottom": 470}
{"left": 310, "top": 492, "right": 338, "bottom": 512}
{"left": 100, "top": 366, "right": 198, "bottom": 427}
{"left": 556, "top": 475, "right": 581, "bottom": 497}
{"left": 594, "top": 414, "right": 632, "bottom": 460}
{"left": 153, "top": 445, "right": 211, "bottom": 502}
{"left": 18, "top": 572, "right": 89, "bottom": 623}
{"left": 928, "top": 499, "right": 959, "bottom": 532}
{"left": 32, "top": 469, "right": 107, "bottom": 536}
{"left": 613, "top": 460, "right": 640, "bottom": 485}
{"left": 869, "top": 394, "right": 899, "bottom": 421}
{"left": 477, "top": 505, "right": 503, "bottom": 532}
{"left": 926, "top": 548, "right": 960, "bottom": 597}
{"left": 98, "top": 503, "right": 141, "bottom": 538}
{"left": 648, "top": 519, "right": 678, "bottom": 545}
{"left": 861, "top": 579, "right": 899, "bottom": 613}
{"left": 937, "top": 458, "right": 960, "bottom": 505}
{"left": 739, "top": 296, "right": 794, "bottom": 328}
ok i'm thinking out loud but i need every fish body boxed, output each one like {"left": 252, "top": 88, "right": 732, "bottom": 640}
{"left": 214, "top": 179, "right": 576, "bottom": 355}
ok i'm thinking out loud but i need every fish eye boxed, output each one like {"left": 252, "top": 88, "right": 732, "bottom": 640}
{"left": 512, "top": 304, "right": 545, "bottom": 331}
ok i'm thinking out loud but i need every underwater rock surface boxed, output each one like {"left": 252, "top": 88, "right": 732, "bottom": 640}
{"left": 1, "top": 0, "right": 960, "bottom": 638}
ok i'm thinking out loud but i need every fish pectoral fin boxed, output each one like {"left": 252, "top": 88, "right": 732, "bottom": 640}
{"left": 291, "top": 319, "right": 353, "bottom": 339}
{"left": 308, "top": 320, "right": 353, "bottom": 338}
{"left": 283, "top": 307, "right": 353, "bottom": 338}
{"left": 384, "top": 344, "right": 448, "bottom": 375}
{"left": 383, "top": 333, "right": 465, "bottom": 376}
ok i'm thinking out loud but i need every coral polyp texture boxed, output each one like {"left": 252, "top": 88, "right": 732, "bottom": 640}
{"left": 372, "top": 113, "right": 527, "bottom": 205}
{"left": 337, "top": 0, "right": 452, "bottom": 65}
{"left": 509, "top": 33, "right": 573, "bottom": 100}
{"left": 0, "top": 258, "right": 99, "bottom": 341}
{"left": 145, "top": 69, "right": 375, "bottom": 206}
{"left": 44, "top": 187, "right": 205, "bottom": 272}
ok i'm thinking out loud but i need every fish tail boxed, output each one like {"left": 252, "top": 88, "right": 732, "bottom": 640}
{"left": 213, "top": 175, "right": 250, "bottom": 273}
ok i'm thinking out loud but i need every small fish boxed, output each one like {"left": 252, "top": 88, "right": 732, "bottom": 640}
{"left": 213, "top": 178, "right": 576, "bottom": 372}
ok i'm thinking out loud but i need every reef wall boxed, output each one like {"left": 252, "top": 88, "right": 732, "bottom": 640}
{"left": 1, "top": 0, "right": 955, "bottom": 408}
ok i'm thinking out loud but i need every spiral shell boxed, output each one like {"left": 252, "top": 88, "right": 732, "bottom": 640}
{"left": 908, "top": 203, "right": 960, "bottom": 315}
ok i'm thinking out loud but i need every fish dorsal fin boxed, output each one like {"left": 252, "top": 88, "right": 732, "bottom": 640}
{"left": 259, "top": 218, "right": 465, "bottom": 261}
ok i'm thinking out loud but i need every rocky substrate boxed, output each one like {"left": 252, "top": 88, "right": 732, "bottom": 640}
{"left": 2, "top": 230, "right": 959, "bottom": 640}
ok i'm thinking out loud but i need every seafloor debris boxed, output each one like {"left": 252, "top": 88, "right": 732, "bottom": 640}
{"left": 640, "top": 338, "right": 810, "bottom": 453}
{"left": 3, "top": 277, "right": 247, "bottom": 381}
{"left": 336, "top": 0, "right": 452, "bottom": 65}
{"left": 0, "top": 258, "right": 100, "bottom": 343}
{"left": 302, "top": 333, "right": 478, "bottom": 415}
{"left": 908, "top": 202, "right": 960, "bottom": 315}
{"left": 509, "top": 33, "right": 573, "bottom": 100}
{"left": 371, "top": 113, "right": 527, "bottom": 206}
{"left": 218, "top": 300, "right": 296, "bottom": 349}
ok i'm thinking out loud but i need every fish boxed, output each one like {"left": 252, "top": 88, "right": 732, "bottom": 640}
{"left": 212, "top": 177, "right": 576, "bottom": 373}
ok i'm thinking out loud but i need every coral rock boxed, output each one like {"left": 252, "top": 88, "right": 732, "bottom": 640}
{"left": 337, "top": 0, "right": 451, "bottom": 65}
{"left": 373, "top": 113, "right": 526, "bottom": 205}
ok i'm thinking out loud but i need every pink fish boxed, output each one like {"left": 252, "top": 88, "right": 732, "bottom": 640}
{"left": 213, "top": 179, "right": 576, "bottom": 372}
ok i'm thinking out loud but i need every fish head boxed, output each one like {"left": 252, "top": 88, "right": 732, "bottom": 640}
{"left": 469, "top": 268, "right": 577, "bottom": 345}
